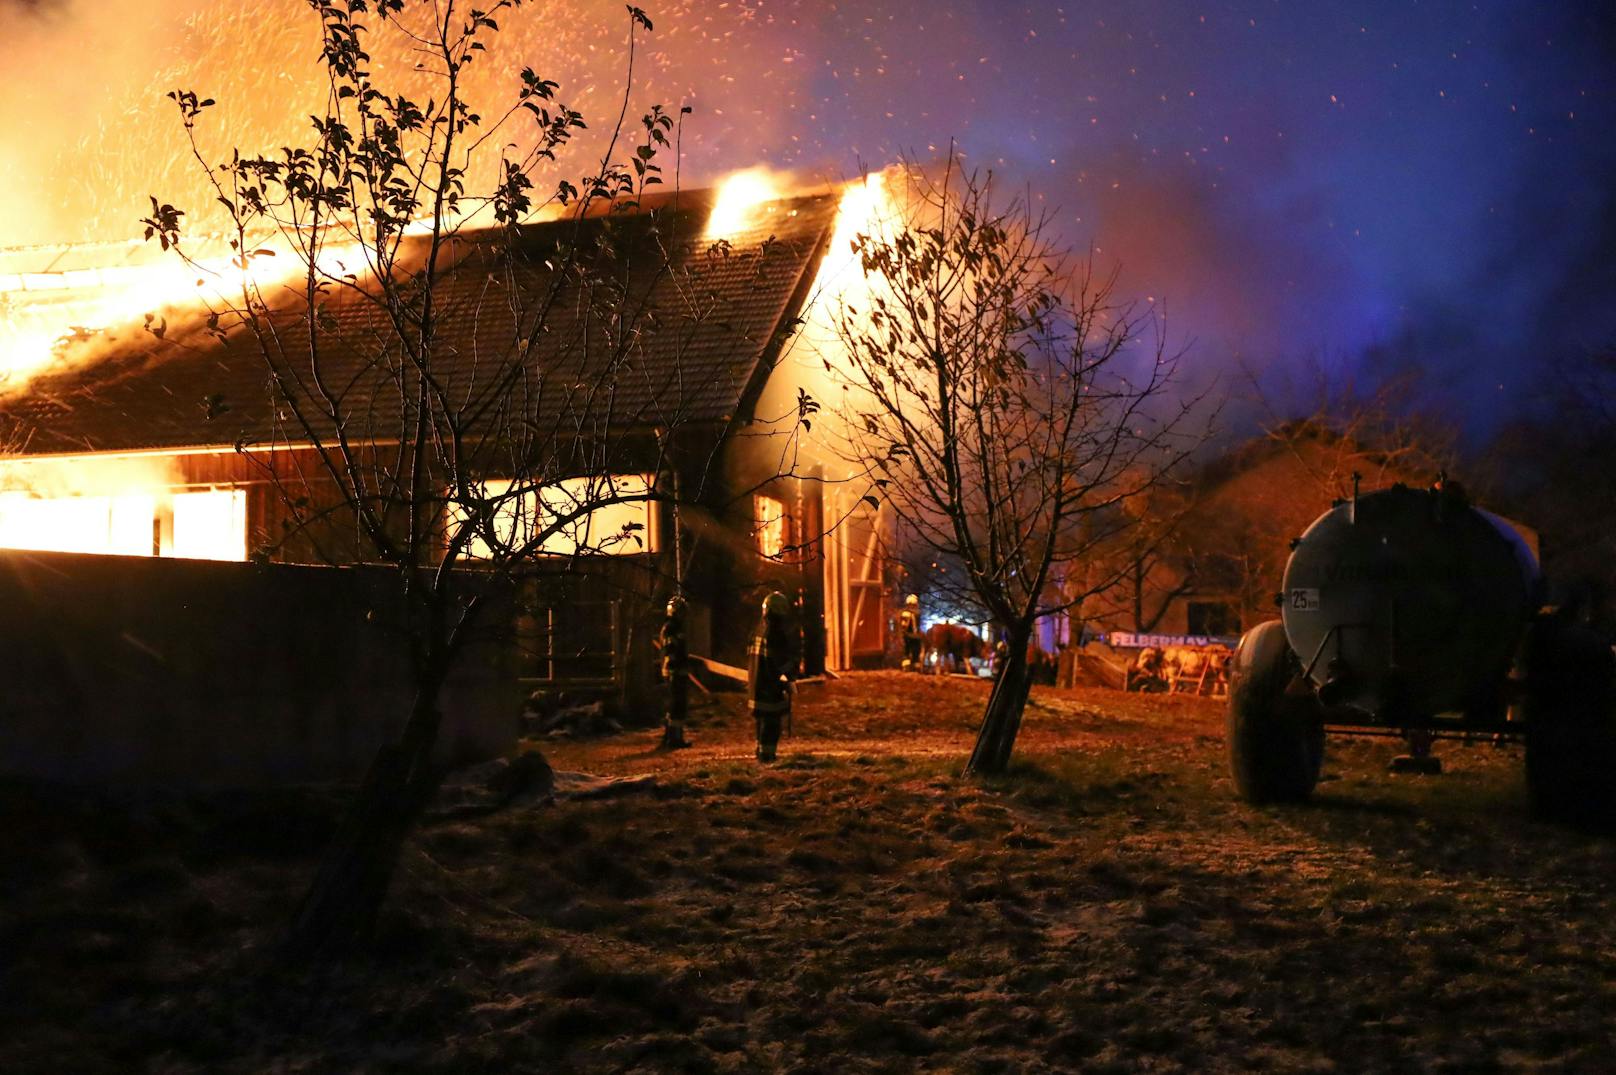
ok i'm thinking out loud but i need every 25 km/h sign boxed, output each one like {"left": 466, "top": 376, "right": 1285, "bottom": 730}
{"left": 1288, "top": 588, "right": 1322, "bottom": 612}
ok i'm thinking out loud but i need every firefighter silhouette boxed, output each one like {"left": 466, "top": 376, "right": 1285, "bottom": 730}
{"left": 747, "top": 591, "right": 795, "bottom": 762}
{"left": 899, "top": 593, "right": 924, "bottom": 670}
{"left": 659, "top": 596, "right": 691, "bottom": 749}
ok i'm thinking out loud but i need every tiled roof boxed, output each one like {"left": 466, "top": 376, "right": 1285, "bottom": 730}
{"left": 1, "top": 189, "right": 838, "bottom": 454}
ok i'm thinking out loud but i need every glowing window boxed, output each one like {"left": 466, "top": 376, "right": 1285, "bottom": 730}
{"left": 169, "top": 489, "right": 248, "bottom": 561}
{"left": 0, "top": 491, "right": 157, "bottom": 556}
{"left": 754, "top": 494, "right": 787, "bottom": 558}
{"left": 457, "top": 475, "right": 658, "bottom": 559}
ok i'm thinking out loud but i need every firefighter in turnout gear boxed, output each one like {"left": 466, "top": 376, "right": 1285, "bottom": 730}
{"left": 899, "top": 593, "right": 924, "bottom": 671}
{"left": 659, "top": 596, "right": 691, "bottom": 750}
{"left": 748, "top": 591, "right": 795, "bottom": 762}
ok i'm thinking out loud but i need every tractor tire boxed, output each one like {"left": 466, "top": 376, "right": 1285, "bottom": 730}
{"left": 1523, "top": 619, "right": 1616, "bottom": 828}
{"left": 1227, "top": 620, "right": 1326, "bottom": 804}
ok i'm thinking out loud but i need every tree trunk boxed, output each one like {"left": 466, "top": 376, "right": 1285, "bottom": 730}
{"left": 964, "top": 626, "right": 1034, "bottom": 775}
{"left": 1132, "top": 558, "right": 1144, "bottom": 634}
{"left": 282, "top": 685, "right": 444, "bottom": 960}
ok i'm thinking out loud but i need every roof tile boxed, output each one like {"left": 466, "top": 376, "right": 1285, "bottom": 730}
{"left": 2, "top": 190, "right": 839, "bottom": 455}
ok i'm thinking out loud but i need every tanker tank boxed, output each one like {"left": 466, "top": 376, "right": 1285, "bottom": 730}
{"left": 1279, "top": 482, "right": 1538, "bottom": 722}
{"left": 1225, "top": 477, "right": 1616, "bottom": 827}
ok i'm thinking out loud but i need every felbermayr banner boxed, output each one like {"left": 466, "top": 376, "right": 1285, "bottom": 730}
{"left": 1106, "top": 632, "right": 1239, "bottom": 650}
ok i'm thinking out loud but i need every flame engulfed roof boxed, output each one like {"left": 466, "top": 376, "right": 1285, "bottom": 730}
{"left": 1, "top": 189, "right": 840, "bottom": 455}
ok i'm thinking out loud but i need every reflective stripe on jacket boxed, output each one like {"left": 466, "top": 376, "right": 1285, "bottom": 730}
{"left": 747, "top": 621, "right": 793, "bottom": 713}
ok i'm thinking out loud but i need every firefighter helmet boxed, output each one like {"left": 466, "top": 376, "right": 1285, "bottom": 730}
{"left": 763, "top": 591, "right": 790, "bottom": 617}
{"left": 666, "top": 595, "right": 687, "bottom": 619}
{"left": 905, "top": 593, "right": 920, "bottom": 607}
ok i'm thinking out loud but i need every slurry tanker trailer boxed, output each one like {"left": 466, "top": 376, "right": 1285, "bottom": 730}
{"left": 1226, "top": 477, "right": 1616, "bottom": 824}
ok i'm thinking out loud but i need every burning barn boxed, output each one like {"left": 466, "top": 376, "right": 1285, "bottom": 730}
{"left": 0, "top": 179, "right": 899, "bottom": 780}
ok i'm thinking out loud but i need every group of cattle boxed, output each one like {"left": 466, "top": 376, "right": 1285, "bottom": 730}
{"left": 918, "top": 623, "right": 1228, "bottom": 695}
{"left": 1126, "top": 644, "right": 1234, "bottom": 695}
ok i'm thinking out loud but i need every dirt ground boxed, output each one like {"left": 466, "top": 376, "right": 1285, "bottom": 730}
{"left": 4, "top": 671, "right": 1616, "bottom": 1072}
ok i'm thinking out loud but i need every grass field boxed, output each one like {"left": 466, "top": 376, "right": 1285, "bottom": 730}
{"left": 4, "top": 672, "right": 1615, "bottom": 1072}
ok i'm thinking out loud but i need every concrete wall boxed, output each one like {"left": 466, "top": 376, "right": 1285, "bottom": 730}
{"left": 0, "top": 550, "right": 520, "bottom": 786}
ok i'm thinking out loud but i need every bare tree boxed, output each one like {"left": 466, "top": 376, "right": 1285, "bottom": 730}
{"left": 143, "top": 0, "right": 775, "bottom": 956}
{"left": 822, "top": 159, "right": 1205, "bottom": 775}
{"left": 1183, "top": 364, "right": 1461, "bottom": 626}
{"left": 1242, "top": 360, "right": 1457, "bottom": 495}
{"left": 1109, "top": 486, "right": 1200, "bottom": 634}
{"left": 1483, "top": 346, "right": 1616, "bottom": 624}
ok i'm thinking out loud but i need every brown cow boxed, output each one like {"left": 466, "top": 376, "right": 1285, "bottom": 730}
{"left": 925, "top": 623, "right": 984, "bottom": 674}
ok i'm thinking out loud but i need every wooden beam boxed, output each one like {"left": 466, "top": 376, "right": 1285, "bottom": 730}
{"left": 690, "top": 654, "right": 748, "bottom": 684}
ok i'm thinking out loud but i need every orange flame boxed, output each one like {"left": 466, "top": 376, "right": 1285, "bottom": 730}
{"left": 703, "top": 167, "right": 791, "bottom": 240}
{"left": 812, "top": 170, "right": 893, "bottom": 302}
{"left": 0, "top": 224, "right": 426, "bottom": 395}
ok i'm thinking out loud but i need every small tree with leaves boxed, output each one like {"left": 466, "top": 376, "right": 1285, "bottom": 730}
{"left": 824, "top": 159, "right": 1205, "bottom": 775}
{"left": 142, "top": 0, "right": 771, "bottom": 957}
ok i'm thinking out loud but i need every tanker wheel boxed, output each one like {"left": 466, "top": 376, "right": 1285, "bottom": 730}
{"left": 1523, "top": 619, "right": 1616, "bottom": 828}
{"left": 1227, "top": 620, "right": 1326, "bottom": 804}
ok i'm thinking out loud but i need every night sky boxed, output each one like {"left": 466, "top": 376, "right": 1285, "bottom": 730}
{"left": 5, "top": 0, "right": 1614, "bottom": 436}
{"left": 696, "top": 1, "right": 1616, "bottom": 436}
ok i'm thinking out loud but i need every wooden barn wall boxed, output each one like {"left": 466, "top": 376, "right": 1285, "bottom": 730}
{"left": 111, "top": 433, "right": 824, "bottom": 692}
{"left": 0, "top": 548, "right": 520, "bottom": 786}
{"left": 692, "top": 438, "right": 828, "bottom": 675}
{"left": 168, "top": 447, "right": 367, "bottom": 565}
